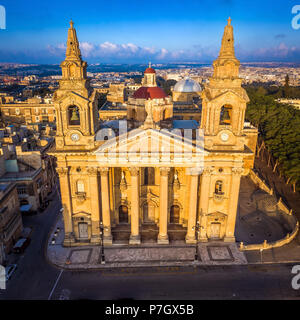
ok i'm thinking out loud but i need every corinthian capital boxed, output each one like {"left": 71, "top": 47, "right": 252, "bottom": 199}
{"left": 56, "top": 167, "right": 69, "bottom": 176}
{"left": 160, "top": 167, "right": 170, "bottom": 176}
{"left": 202, "top": 166, "right": 214, "bottom": 176}
{"left": 232, "top": 167, "right": 243, "bottom": 175}
{"left": 99, "top": 167, "right": 109, "bottom": 176}
{"left": 87, "top": 167, "right": 98, "bottom": 176}
{"left": 129, "top": 167, "right": 140, "bottom": 176}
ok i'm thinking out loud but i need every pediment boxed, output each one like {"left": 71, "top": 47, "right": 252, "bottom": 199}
{"left": 93, "top": 128, "right": 207, "bottom": 166}
{"left": 55, "top": 91, "right": 90, "bottom": 104}
{"left": 207, "top": 89, "right": 249, "bottom": 104}
{"left": 207, "top": 211, "right": 227, "bottom": 218}
{"left": 73, "top": 211, "right": 91, "bottom": 217}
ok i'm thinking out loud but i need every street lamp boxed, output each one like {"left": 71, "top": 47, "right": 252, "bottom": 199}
{"left": 260, "top": 248, "right": 263, "bottom": 264}
{"left": 99, "top": 221, "right": 107, "bottom": 265}
{"left": 192, "top": 221, "right": 201, "bottom": 262}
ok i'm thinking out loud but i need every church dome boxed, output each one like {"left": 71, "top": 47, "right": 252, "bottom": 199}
{"left": 173, "top": 78, "right": 202, "bottom": 93}
{"left": 144, "top": 67, "right": 156, "bottom": 74}
{"left": 133, "top": 86, "right": 167, "bottom": 100}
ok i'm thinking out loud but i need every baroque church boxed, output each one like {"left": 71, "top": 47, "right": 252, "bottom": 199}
{"left": 49, "top": 18, "right": 258, "bottom": 247}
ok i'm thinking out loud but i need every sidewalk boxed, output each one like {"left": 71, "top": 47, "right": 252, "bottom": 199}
{"left": 46, "top": 216, "right": 248, "bottom": 269}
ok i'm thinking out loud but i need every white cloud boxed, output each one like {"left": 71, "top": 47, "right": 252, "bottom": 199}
{"left": 79, "top": 42, "right": 95, "bottom": 56}
{"left": 46, "top": 40, "right": 300, "bottom": 63}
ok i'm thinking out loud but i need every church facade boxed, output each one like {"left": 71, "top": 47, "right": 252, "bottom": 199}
{"left": 49, "top": 19, "right": 258, "bottom": 247}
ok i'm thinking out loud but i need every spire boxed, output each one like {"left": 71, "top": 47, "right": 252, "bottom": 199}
{"left": 219, "top": 17, "right": 235, "bottom": 58}
{"left": 65, "top": 20, "right": 82, "bottom": 60}
{"left": 212, "top": 18, "right": 240, "bottom": 79}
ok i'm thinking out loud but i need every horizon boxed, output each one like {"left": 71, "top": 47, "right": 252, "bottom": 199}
{"left": 0, "top": 0, "right": 299, "bottom": 64}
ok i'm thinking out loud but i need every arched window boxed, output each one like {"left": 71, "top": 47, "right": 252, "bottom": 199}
{"left": 144, "top": 167, "right": 155, "bottom": 185}
{"left": 77, "top": 180, "right": 85, "bottom": 193}
{"left": 220, "top": 105, "right": 232, "bottom": 125}
{"left": 215, "top": 180, "right": 224, "bottom": 195}
{"left": 68, "top": 105, "right": 80, "bottom": 126}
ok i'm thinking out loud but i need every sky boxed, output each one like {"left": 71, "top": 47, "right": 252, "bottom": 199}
{"left": 0, "top": 0, "right": 299, "bottom": 64}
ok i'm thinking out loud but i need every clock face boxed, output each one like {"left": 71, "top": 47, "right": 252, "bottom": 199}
{"left": 71, "top": 133, "right": 80, "bottom": 142}
{"left": 220, "top": 132, "right": 229, "bottom": 142}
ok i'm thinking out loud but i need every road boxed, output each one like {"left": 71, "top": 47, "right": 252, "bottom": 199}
{"left": 0, "top": 190, "right": 300, "bottom": 300}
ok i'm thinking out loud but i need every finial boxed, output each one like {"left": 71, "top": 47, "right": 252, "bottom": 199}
{"left": 227, "top": 17, "right": 232, "bottom": 25}
{"left": 149, "top": 61, "right": 151, "bottom": 68}
{"left": 70, "top": 20, "right": 74, "bottom": 28}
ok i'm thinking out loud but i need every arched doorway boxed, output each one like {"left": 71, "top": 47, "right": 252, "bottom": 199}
{"left": 170, "top": 205, "right": 180, "bottom": 224}
{"left": 119, "top": 205, "right": 128, "bottom": 224}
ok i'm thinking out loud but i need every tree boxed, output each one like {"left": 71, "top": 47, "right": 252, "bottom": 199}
{"left": 284, "top": 74, "right": 290, "bottom": 98}
{"left": 245, "top": 86, "right": 300, "bottom": 193}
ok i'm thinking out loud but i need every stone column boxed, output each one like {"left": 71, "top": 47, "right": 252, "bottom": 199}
{"left": 56, "top": 167, "right": 75, "bottom": 246}
{"left": 88, "top": 167, "right": 101, "bottom": 244}
{"left": 198, "top": 167, "right": 213, "bottom": 242}
{"left": 185, "top": 171, "right": 199, "bottom": 244}
{"left": 129, "top": 167, "right": 141, "bottom": 245}
{"left": 224, "top": 167, "right": 243, "bottom": 242}
{"left": 100, "top": 168, "right": 112, "bottom": 245}
{"left": 158, "top": 167, "right": 170, "bottom": 244}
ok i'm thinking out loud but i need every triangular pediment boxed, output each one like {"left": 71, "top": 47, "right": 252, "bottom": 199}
{"left": 55, "top": 91, "right": 90, "bottom": 104}
{"left": 207, "top": 89, "right": 249, "bottom": 104}
{"left": 93, "top": 128, "right": 207, "bottom": 167}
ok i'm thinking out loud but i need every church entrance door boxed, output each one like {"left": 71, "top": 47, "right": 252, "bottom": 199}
{"left": 78, "top": 222, "right": 88, "bottom": 239}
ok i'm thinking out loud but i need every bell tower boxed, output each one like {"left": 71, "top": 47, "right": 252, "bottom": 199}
{"left": 201, "top": 18, "right": 249, "bottom": 151}
{"left": 53, "top": 20, "right": 99, "bottom": 151}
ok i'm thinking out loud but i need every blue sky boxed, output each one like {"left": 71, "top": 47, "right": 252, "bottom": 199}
{"left": 0, "top": 0, "right": 299, "bottom": 63}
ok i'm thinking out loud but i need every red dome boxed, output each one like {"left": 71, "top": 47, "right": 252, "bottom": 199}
{"left": 144, "top": 67, "right": 156, "bottom": 74}
{"left": 132, "top": 86, "right": 167, "bottom": 100}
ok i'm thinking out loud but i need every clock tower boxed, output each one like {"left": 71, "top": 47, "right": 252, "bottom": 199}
{"left": 201, "top": 18, "right": 249, "bottom": 151}
{"left": 53, "top": 20, "right": 99, "bottom": 151}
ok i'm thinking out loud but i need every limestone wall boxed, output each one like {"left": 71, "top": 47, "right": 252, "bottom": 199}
{"left": 249, "top": 169, "right": 291, "bottom": 215}
{"left": 249, "top": 169, "right": 273, "bottom": 194}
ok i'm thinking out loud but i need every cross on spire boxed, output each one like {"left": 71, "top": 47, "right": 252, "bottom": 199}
{"left": 227, "top": 17, "right": 232, "bottom": 25}
{"left": 149, "top": 62, "right": 152, "bottom": 68}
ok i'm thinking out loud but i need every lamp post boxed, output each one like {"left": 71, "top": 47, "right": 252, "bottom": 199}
{"left": 260, "top": 248, "right": 263, "bottom": 264}
{"left": 192, "top": 221, "right": 201, "bottom": 262}
{"left": 99, "top": 221, "right": 107, "bottom": 265}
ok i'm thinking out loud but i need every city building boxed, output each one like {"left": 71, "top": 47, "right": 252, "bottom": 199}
{"left": 0, "top": 182, "right": 23, "bottom": 263}
{"left": 0, "top": 95, "right": 56, "bottom": 126}
{"left": 0, "top": 129, "right": 57, "bottom": 213}
{"left": 50, "top": 19, "right": 258, "bottom": 247}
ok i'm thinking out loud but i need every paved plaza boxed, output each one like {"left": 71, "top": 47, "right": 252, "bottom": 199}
{"left": 47, "top": 215, "right": 247, "bottom": 269}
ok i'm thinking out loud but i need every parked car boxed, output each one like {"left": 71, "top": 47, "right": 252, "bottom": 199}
{"left": 12, "top": 238, "right": 31, "bottom": 254}
{"left": 5, "top": 264, "right": 17, "bottom": 281}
